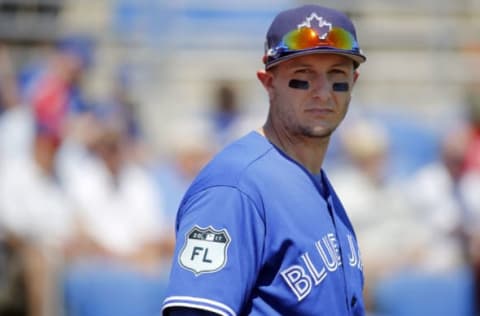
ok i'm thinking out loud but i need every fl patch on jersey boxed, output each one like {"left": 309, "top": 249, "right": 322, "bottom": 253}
{"left": 179, "top": 225, "right": 231, "bottom": 276}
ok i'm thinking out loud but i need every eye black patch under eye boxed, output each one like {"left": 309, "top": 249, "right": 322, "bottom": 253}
{"left": 288, "top": 79, "right": 309, "bottom": 90}
{"left": 332, "top": 82, "right": 349, "bottom": 92}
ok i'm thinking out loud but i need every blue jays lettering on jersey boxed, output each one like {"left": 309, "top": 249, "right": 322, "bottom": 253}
{"left": 162, "top": 131, "right": 365, "bottom": 316}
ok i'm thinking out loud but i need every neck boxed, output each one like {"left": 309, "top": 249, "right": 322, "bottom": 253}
{"left": 259, "top": 120, "right": 329, "bottom": 174}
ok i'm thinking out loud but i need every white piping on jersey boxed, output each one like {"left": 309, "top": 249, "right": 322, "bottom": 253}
{"left": 162, "top": 296, "right": 236, "bottom": 316}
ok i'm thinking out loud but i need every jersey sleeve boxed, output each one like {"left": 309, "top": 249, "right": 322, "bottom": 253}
{"left": 162, "top": 186, "right": 265, "bottom": 316}
{"left": 166, "top": 307, "right": 219, "bottom": 316}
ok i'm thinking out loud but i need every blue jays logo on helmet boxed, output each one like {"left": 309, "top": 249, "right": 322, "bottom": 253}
{"left": 297, "top": 12, "right": 332, "bottom": 38}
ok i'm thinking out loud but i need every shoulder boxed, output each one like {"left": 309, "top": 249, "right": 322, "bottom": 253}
{"left": 187, "top": 131, "right": 278, "bottom": 192}
{"left": 177, "top": 132, "right": 291, "bottom": 221}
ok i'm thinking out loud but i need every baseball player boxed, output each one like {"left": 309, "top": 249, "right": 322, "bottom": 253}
{"left": 162, "top": 4, "right": 367, "bottom": 316}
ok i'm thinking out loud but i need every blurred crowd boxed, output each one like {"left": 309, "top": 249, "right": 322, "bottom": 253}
{"left": 0, "top": 33, "right": 480, "bottom": 316}
{"left": 0, "top": 37, "right": 250, "bottom": 316}
{"left": 327, "top": 104, "right": 480, "bottom": 315}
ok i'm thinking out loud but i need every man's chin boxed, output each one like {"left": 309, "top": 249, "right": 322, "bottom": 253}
{"left": 301, "top": 126, "right": 335, "bottom": 139}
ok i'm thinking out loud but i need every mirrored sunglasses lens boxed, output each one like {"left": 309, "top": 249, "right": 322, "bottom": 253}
{"left": 283, "top": 28, "right": 321, "bottom": 50}
{"left": 326, "top": 28, "right": 355, "bottom": 50}
{"left": 282, "top": 27, "right": 355, "bottom": 51}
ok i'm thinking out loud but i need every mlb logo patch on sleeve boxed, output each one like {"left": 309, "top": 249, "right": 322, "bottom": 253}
{"left": 179, "top": 225, "right": 231, "bottom": 275}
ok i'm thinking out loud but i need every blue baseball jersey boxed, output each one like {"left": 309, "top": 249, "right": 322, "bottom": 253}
{"left": 162, "top": 131, "right": 365, "bottom": 316}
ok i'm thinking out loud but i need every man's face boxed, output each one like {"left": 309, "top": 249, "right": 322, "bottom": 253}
{"left": 261, "top": 54, "right": 359, "bottom": 139}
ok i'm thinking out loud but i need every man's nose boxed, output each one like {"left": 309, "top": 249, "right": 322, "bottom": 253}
{"left": 311, "top": 75, "right": 331, "bottom": 102}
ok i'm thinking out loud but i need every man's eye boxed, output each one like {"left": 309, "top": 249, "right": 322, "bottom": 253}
{"left": 295, "top": 69, "right": 311, "bottom": 74}
{"left": 330, "top": 69, "right": 347, "bottom": 75}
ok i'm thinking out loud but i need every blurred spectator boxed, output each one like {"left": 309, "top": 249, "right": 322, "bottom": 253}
{"left": 1, "top": 43, "right": 78, "bottom": 316}
{"left": 329, "top": 118, "right": 421, "bottom": 312}
{"left": 0, "top": 45, "right": 28, "bottom": 315}
{"left": 62, "top": 112, "right": 167, "bottom": 269}
{"left": 406, "top": 127, "right": 480, "bottom": 271}
{"left": 60, "top": 111, "right": 170, "bottom": 315}
{"left": 21, "top": 34, "right": 95, "bottom": 141}
{"left": 383, "top": 126, "right": 480, "bottom": 316}
{"left": 0, "top": 121, "right": 76, "bottom": 316}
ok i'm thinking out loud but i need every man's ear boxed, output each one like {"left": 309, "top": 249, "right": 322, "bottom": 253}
{"left": 353, "top": 69, "right": 360, "bottom": 84}
{"left": 257, "top": 69, "right": 274, "bottom": 94}
{"left": 348, "top": 69, "right": 360, "bottom": 91}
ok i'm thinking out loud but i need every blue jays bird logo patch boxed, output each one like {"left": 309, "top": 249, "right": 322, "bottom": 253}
{"left": 179, "top": 225, "right": 231, "bottom": 276}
